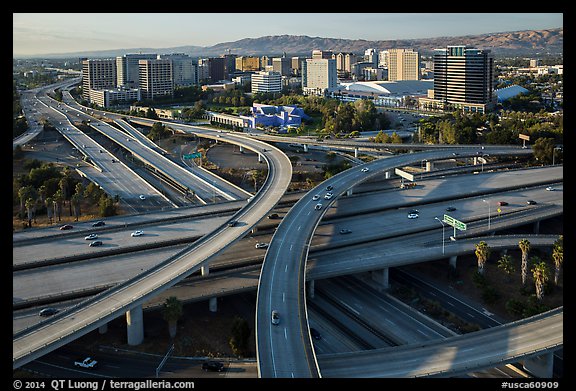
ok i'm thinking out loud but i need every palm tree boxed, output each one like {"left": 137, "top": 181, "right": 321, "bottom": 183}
{"left": 475, "top": 241, "right": 491, "bottom": 275}
{"left": 161, "top": 296, "right": 183, "bottom": 339}
{"left": 519, "top": 239, "right": 531, "bottom": 286}
{"left": 552, "top": 235, "right": 563, "bottom": 286}
{"left": 18, "top": 186, "right": 34, "bottom": 219}
{"left": 45, "top": 196, "right": 54, "bottom": 225}
{"left": 25, "top": 197, "right": 35, "bottom": 228}
{"left": 531, "top": 258, "right": 550, "bottom": 301}
{"left": 53, "top": 190, "right": 64, "bottom": 222}
{"left": 497, "top": 254, "right": 515, "bottom": 282}
{"left": 71, "top": 193, "right": 82, "bottom": 221}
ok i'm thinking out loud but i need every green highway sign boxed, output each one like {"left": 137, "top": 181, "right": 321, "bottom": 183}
{"left": 443, "top": 214, "right": 467, "bottom": 231}
{"left": 183, "top": 152, "right": 202, "bottom": 159}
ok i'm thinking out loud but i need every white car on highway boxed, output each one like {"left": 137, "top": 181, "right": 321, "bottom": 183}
{"left": 131, "top": 230, "right": 144, "bottom": 237}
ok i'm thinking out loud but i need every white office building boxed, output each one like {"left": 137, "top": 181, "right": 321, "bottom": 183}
{"left": 159, "top": 53, "right": 198, "bottom": 86}
{"left": 302, "top": 58, "right": 337, "bottom": 96}
{"left": 251, "top": 71, "right": 282, "bottom": 94}
{"left": 116, "top": 53, "right": 157, "bottom": 88}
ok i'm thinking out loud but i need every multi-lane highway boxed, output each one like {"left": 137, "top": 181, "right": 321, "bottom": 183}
{"left": 255, "top": 146, "right": 556, "bottom": 378}
{"left": 13, "top": 131, "right": 293, "bottom": 370}
{"left": 14, "top": 80, "right": 562, "bottom": 377}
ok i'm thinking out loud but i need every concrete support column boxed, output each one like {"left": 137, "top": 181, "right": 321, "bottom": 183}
{"left": 371, "top": 268, "right": 389, "bottom": 291}
{"left": 473, "top": 157, "right": 479, "bottom": 165}
{"left": 308, "top": 280, "right": 315, "bottom": 299}
{"left": 354, "top": 147, "right": 359, "bottom": 158}
{"left": 126, "top": 305, "right": 144, "bottom": 346}
{"left": 98, "top": 323, "right": 108, "bottom": 334}
{"left": 209, "top": 297, "right": 218, "bottom": 312}
{"left": 258, "top": 153, "right": 263, "bottom": 163}
{"left": 449, "top": 255, "right": 458, "bottom": 270}
{"left": 201, "top": 265, "right": 209, "bottom": 276}
{"left": 239, "top": 145, "right": 243, "bottom": 153}
{"left": 533, "top": 220, "right": 540, "bottom": 234}
{"left": 346, "top": 188, "right": 353, "bottom": 196}
{"left": 523, "top": 352, "right": 554, "bottom": 378}
{"left": 426, "top": 161, "right": 434, "bottom": 171}
{"left": 385, "top": 171, "right": 391, "bottom": 179}
{"left": 303, "top": 144, "right": 308, "bottom": 152}
{"left": 251, "top": 226, "right": 258, "bottom": 234}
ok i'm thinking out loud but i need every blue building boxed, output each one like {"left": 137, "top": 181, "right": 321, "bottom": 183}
{"left": 242, "top": 103, "right": 309, "bottom": 131}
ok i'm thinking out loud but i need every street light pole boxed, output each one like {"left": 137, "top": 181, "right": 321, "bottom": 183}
{"left": 434, "top": 217, "right": 445, "bottom": 255}
{"left": 482, "top": 199, "right": 491, "bottom": 230}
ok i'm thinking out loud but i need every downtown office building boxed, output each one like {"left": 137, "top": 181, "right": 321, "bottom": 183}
{"left": 420, "top": 45, "right": 496, "bottom": 113}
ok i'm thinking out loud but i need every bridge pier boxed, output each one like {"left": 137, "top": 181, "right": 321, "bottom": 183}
{"left": 346, "top": 188, "right": 353, "bottom": 196}
{"left": 251, "top": 226, "right": 258, "bottom": 234}
{"left": 307, "top": 280, "right": 315, "bottom": 299}
{"left": 303, "top": 144, "right": 308, "bottom": 152}
{"left": 426, "top": 161, "right": 434, "bottom": 171}
{"left": 385, "top": 170, "right": 391, "bottom": 179}
{"left": 354, "top": 147, "right": 359, "bottom": 158}
{"left": 449, "top": 255, "right": 458, "bottom": 270}
{"left": 201, "top": 265, "right": 209, "bottom": 276}
{"left": 239, "top": 145, "right": 243, "bottom": 153}
{"left": 258, "top": 153, "right": 263, "bottom": 163}
{"left": 371, "top": 268, "right": 389, "bottom": 291}
{"left": 126, "top": 305, "right": 144, "bottom": 346}
{"left": 533, "top": 220, "right": 540, "bottom": 234}
{"left": 98, "top": 323, "right": 108, "bottom": 334}
{"left": 523, "top": 352, "right": 554, "bottom": 378}
{"left": 209, "top": 297, "right": 218, "bottom": 312}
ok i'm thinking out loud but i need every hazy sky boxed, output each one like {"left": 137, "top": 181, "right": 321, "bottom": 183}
{"left": 13, "top": 13, "right": 563, "bottom": 57}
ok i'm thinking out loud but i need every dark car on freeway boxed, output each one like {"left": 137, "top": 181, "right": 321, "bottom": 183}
{"left": 39, "top": 307, "right": 59, "bottom": 317}
{"left": 92, "top": 221, "right": 105, "bottom": 227}
{"left": 202, "top": 361, "right": 224, "bottom": 372}
{"left": 59, "top": 224, "right": 73, "bottom": 230}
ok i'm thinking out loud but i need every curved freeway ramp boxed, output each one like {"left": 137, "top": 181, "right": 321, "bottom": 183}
{"left": 13, "top": 135, "right": 292, "bottom": 370}
{"left": 256, "top": 146, "right": 541, "bottom": 378}
{"left": 318, "top": 307, "right": 563, "bottom": 377}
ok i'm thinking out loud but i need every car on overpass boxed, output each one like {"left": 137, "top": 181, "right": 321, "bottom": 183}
{"left": 131, "top": 230, "right": 144, "bottom": 237}
{"left": 312, "top": 194, "right": 320, "bottom": 201}
{"left": 92, "top": 221, "right": 105, "bottom": 227}
{"left": 271, "top": 310, "right": 280, "bottom": 325}
{"left": 361, "top": 167, "right": 370, "bottom": 172}
{"left": 339, "top": 229, "right": 352, "bottom": 235}
{"left": 39, "top": 307, "right": 59, "bottom": 317}
{"left": 407, "top": 213, "right": 419, "bottom": 219}
{"left": 85, "top": 234, "right": 98, "bottom": 240}
{"left": 315, "top": 203, "right": 323, "bottom": 210}
{"left": 89, "top": 240, "right": 103, "bottom": 247}
{"left": 59, "top": 224, "right": 73, "bottom": 230}
{"left": 255, "top": 243, "right": 269, "bottom": 249}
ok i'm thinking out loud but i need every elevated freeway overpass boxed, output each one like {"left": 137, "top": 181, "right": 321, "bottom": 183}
{"left": 13, "top": 132, "right": 292, "bottom": 370}
{"left": 255, "top": 146, "right": 562, "bottom": 378}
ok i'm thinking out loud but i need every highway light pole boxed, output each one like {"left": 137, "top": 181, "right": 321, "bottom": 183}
{"left": 482, "top": 199, "right": 491, "bottom": 230}
{"left": 434, "top": 217, "right": 445, "bottom": 255}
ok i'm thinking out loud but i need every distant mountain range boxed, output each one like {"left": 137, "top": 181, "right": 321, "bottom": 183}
{"left": 22, "top": 28, "right": 563, "bottom": 59}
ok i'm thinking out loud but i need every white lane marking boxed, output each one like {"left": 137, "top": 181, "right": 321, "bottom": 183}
{"left": 283, "top": 293, "right": 285, "bottom": 302}
{"left": 284, "top": 328, "right": 288, "bottom": 340}
{"left": 285, "top": 264, "right": 288, "bottom": 273}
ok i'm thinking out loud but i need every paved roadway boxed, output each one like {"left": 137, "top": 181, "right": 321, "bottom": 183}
{"left": 12, "top": 166, "right": 562, "bottom": 268}
{"left": 317, "top": 307, "right": 563, "bottom": 378}
{"left": 13, "top": 133, "right": 293, "bottom": 370}
{"left": 255, "top": 146, "right": 544, "bottom": 378}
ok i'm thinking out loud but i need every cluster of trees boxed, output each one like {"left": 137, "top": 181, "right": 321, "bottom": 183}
{"left": 160, "top": 296, "right": 252, "bottom": 357}
{"left": 146, "top": 122, "right": 172, "bottom": 141}
{"left": 417, "top": 110, "right": 562, "bottom": 162}
{"left": 472, "top": 236, "right": 563, "bottom": 317}
{"left": 14, "top": 159, "right": 117, "bottom": 227}
{"left": 210, "top": 89, "right": 252, "bottom": 108}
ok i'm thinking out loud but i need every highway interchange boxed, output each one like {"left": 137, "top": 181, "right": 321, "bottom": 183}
{"left": 13, "top": 79, "right": 563, "bottom": 378}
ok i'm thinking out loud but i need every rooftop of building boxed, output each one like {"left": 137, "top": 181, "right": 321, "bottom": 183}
{"left": 336, "top": 80, "right": 433, "bottom": 96}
